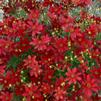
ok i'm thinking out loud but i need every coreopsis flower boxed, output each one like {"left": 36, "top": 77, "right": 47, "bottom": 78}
{"left": 23, "top": 84, "right": 37, "bottom": 101}
{"left": 24, "top": 55, "right": 42, "bottom": 77}
{"left": 71, "top": 0, "right": 92, "bottom": 6}
{"left": 43, "top": 0, "right": 53, "bottom": 6}
{"left": 24, "top": 55, "right": 38, "bottom": 67}
{"left": 27, "top": 20, "right": 43, "bottom": 36}
{"left": 0, "top": 39, "right": 13, "bottom": 55}
{"left": 53, "top": 37, "right": 68, "bottom": 53}
{"left": 0, "top": 0, "right": 101, "bottom": 100}
{"left": 91, "top": 68, "right": 101, "bottom": 80}
{"left": 0, "top": 91, "right": 13, "bottom": 101}
{"left": 66, "top": 68, "right": 82, "bottom": 85}
{"left": 0, "top": 65, "right": 5, "bottom": 75}
{"left": 86, "top": 24, "right": 98, "bottom": 37}
{"left": 30, "top": 35, "right": 50, "bottom": 51}
{"left": 54, "top": 87, "right": 66, "bottom": 101}
{"left": 55, "top": 77, "right": 66, "bottom": 87}
{"left": 40, "top": 82, "right": 51, "bottom": 94}
{"left": 70, "top": 28, "right": 82, "bottom": 41}
{"left": 0, "top": 70, "right": 20, "bottom": 87}
{"left": 15, "top": 85, "right": 25, "bottom": 96}
{"left": 23, "top": 84, "right": 43, "bottom": 101}
{"left": 48, "top": 5, "right": 63, "bottom": 20}
{"left": 60, "top": 16, "right": 74, "bottom": 33}
{"left": 43, "top": 67, "right": 54, "bottom": 83}
{"left": 28, "top": 9, "right": 40, "bottom": 20}
{"left": 82, "top": 75, "right": 99, "bottom": 97}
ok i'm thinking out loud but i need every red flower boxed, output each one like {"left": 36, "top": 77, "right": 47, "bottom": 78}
{"left": 91, "top": 68, "right": 101, "bottom": 81}
{"left": 30, "top": 35, "right": 50, "bottom": 51}
{"left": 28, "top": 9, "right": 40, "bottom": 20}
{"left": 43, "top": 0, "right": 53, "bottom": 6}
{"left": 66, "top": 68, "right": 82, "bottom": 84}
{"left": 86, "top": 24, "right": 98, "bottom": 37}
{"left": 0, "top": 65, "right": 5, "bottom": 75}
{"left": 24, "top": 55, "right": 42, "bottom": 77}
{"left": 27, "top": 20, "right": 43, "bottom": 36}
{"left": 60, "top": 16, "right": 74, "bottom": 33}
{"left": 82, "top": 75, "right": 99, "bottom": 97}
{"left": 0, "top": 0, "right": 101, "bottom": 100}
{"left": 0, "top": 91, "right": 13, "bottom": 101}
{"left": 0, "top": 39, "right": 13, "bottom": 55}
{"left": 43, "top": 67, "right": 54, "bottom": 83}
{"left": 53, "top": 37, "right": 68, "bottom": 53}
{"left": 24, "top": 55, "right": 38, "bottom": 67}
{"left": 41, "top": 82, "right": 51, "bottom": 94}
{"left": 0, "top": 70, "right": 20, "bottom": 87}
{"left": 70, "top": 28, "right": 82, "bottom": 41}
{"left": 54, "top": 87, "right": 66, "bottom": 101}
{"left": 23, "top": 84, "right": 43, "bottom": 101}
{"left": 71, "top": 0, "right": 92, "bottom": 6}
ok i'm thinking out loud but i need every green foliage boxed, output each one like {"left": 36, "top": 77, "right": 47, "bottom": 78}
{"left": 67, "top": 84, "right": 74, "bottom": 92}
{"left": 39, "top": 8, "right": 50, "bottom": 25}
{"left": 7, "top": 49, "right": 35, "bottom": 71}
{"left": 7, "top": 56, "right": 21, "bottom": 70}
{"left": 52, "top": 69, "right": 67, "bottom": 82}
{"left": 12, "top": 94, "right": 22, "bottom": 101}
{"left": 10, "top": 8, "right": 27, "bottom": 19}
{"left": 88, "top": 0, "right": 101, "bottom": 17}
{"left": 54, "top": 69, "right": 67, "bottom": 78}
{"left": 96, "top": 33, "right": 101, "bottom": 40}
{"left": 80, "top": 20, "right": 90, "bottom": 31}
{"left": 65, "top": 50, "right": 80, "bottom": 68}
{"left": 70, "top": 58, "right": 80, "bottom": 69}
{"left": 14, "top": 37, "right": 20, "bottom": 42}
{"left": 60, "top": 32, "right": 70, "bottom": 38}
{"left": 21, "top": 69, "right": 30, "bottom": 83}
{"left": 83, "top": 52, "right": 98, "bottom": 68}
{"left": 70, "top": 7, "right": 81, "bottom": 17}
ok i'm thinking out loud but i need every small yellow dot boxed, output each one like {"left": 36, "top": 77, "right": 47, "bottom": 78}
{"left": 32, "top": 96, "right": 34, "bottom": 99}
{"left": 71, "top": 58, "right": 73, "bottom": 61}
{"left": 38, "top": 81, "right": 41, "bottom": 84}
{"left": 89, "top": 55, "right": 92, "bottom": 58}
{"left": 49, "top": 65, "right": 52, "bottom": 68}
{"left": 65, "top": 56, "right": 68, "bottom": 60}
{"left": 21, "top": 71, "right": 24, "bottom": 74}
{"left": 56, "top": 64, "right": 58, "bottom": 66}
{"left": 22, "top": 97, "right": 26, "bottom": 101}
{"left": 9, "top": 84, "right": 12, "bottom": 87}
{"left": 27, "top": 83, "right": 32, "bottom": 87}
{"left": 4, "top": 25, "right": 7, "bottom": 29}
{"left": 51, "top": 85, "right": 54, "bottom": 88}
{"left": 80, "top": 60, "right": 84, "bottom": 63}
{"left": 21, "top": 80, "right": 24, "bottom": 82}
{"left": 88, "top": 31, "right": 91, "bottom": 34}
{"left": 61, "top": 82, "right": 65, "bottom": 86}
{"left": 68, "top": 41, "right": 71, "bottom": 46}
{"left": 43, "top": 94, "right": 47, "bottom": 98}
{"left": 19, "top": 49, "right": 22, "bottom": 52}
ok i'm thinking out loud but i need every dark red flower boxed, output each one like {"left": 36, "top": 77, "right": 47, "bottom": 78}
{"left": 0, "top": 65, "right": 5, "bottom": 75}
{"left": 54, "top": 87, "right": 66, "bottom": 101}
{"left": 24, "top": 55, "right": 42, "bottom": 77}
{"left": 82, "top": 75, "right": 99, "bottom": 97}
{"left": 27, "top": 20, "right": 43, "bottom": 36}
{"left": 66, "top": 68, "right": 82, "bottom": 84}
{"left": 30, "top": 35, "right": 50, "bottom": 51}
{"left": 0, "top": 91, "right": 13, "bottom": 101}
{"left": 53, "top": 37, "right": 68, "bottom": 53}
{"left": 28, "top": 9, "right": 40, "bottom": 20}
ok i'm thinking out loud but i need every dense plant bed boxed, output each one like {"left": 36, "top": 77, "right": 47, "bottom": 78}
{"left": 0, "top": 0, "right": 101, "bottom": 101}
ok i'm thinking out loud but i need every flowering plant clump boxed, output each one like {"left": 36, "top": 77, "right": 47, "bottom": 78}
{"left": 0, "top": 0, "right": 101, "bottom": 101}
